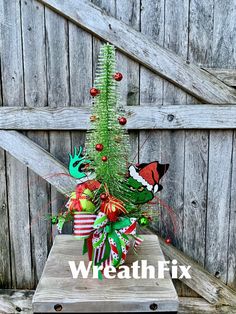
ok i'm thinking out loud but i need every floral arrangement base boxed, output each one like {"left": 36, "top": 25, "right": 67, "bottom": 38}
{"left": 32, "top": 235, "right": 179, "bottom": 313}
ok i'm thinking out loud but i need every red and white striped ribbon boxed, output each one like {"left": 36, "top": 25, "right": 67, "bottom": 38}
{"left": 73, "top": 213, "right": 97, "bottom": 238}
{"left": 133, "top": 235, "right": 143, "bottom": 253}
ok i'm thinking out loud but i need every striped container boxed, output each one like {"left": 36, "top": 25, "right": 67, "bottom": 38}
{"left": 73, "top": 212, "right": 97, "bottom": 239}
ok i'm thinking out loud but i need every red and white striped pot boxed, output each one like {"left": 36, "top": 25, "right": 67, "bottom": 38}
{"left": 73, "top": 212, "right": 97, "bottom": 239}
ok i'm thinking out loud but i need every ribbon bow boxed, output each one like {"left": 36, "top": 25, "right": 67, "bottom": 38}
{"left": 92, "top": 212, "right": 142, "bottom": 268}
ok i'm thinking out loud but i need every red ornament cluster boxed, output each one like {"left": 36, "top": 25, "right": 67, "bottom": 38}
{"left": 118, "top": 117, "right": 127, "bottom": 125}
{"left": 90, "top": 87, "right": 100, "bottom": 97}
{"left": 114, "top": 72, "right": 123, "bottom": 81}
{"left": 95, "top": 143, "right": 104, "bottom": 151}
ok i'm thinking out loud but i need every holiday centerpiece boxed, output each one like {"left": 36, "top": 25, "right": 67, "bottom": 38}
{"left": 50, "top": 43, "right": 169, "bottom": 277}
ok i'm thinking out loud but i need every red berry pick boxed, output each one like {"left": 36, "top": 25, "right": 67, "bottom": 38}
{"left": 100, "top": 193, "right": 107, "bottom": 201}
{"left": 165, "top": 238, "right": 172, "bottom": 245}
{"left": 114, "top": 72, "right": 123, "bottom": 81}
{"left": 90, "top": 87, "right": 100, "bottom": 97}
{"left": 95, "top": 143, "right": 104, "bottom": 151}
{"left": 102, "top": 156, "right": 108, "bottom": 162}
{"left": 118, "top": 117, "right": 127, "bottom": 125}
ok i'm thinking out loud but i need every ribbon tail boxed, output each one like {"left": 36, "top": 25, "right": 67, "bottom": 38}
{"left": 133, "top": 235, "right": 143, "bottom": 253}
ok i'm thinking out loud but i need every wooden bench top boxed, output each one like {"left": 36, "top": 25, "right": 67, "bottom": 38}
{"left": 32, "top": 234, "right": 178, "bottom": 313}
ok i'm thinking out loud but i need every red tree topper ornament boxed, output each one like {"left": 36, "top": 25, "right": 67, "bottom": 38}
{"left": 102, "top": 156, "right": 108, "bottom": 162}
{"left": 114, "top": 72, "right": 123, "bottom": 81}
{"left": 95, "top": 143, "right": 104, "bottom": 151}
{"left": 90, "top": 87, "right": 100, "bottom": 97}
{"left": 118, "top": 117, "right": 127, "bottom": 125}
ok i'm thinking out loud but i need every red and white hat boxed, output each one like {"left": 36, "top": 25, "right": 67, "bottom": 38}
{"left": 128, "top": 161, "right": 169, "bottom": 193}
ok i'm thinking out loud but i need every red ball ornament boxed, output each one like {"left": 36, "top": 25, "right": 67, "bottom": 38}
{"left": 102, "top": 156, "right": 108, "bottom": 162}
{"left": 100, "top": 194, "right": 127, "bottom": 222}
{"left": 114, "top": 72, "right": 123, "bottom": 81}
{"left": 165, "top": 238, "right": 172, "bottom": 245}
{"left": 100, "top": 193, "right": 107, "bottom": 201}
{"left": 95, "top": 143, "right": 104, "bottom": 151}
{"left": 90, "top": 87, "right": 100, "bottom": 97}
{"left": 118, "top": 117, "right": 127, "bottom": 125}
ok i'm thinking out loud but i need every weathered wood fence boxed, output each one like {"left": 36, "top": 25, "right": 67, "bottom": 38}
{"left": 0, "top": 0, "right": 236, "bottom": 302}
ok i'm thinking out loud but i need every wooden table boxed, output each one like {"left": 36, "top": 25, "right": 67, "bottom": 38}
{"left": 32, "top": 235, "right": 178, "bottom": 313}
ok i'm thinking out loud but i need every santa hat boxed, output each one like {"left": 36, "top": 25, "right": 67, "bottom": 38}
{"left": 128, "top": 162, "right": 169, "bottom": 193}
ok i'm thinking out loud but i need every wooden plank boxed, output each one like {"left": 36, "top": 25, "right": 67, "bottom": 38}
{"left": 228, "top": 131, "right": 236, "bottom": 289}
{"left": 160, "top": 0, "right": 188, "bottom": 249}
{"left": 0, "top": 1, "right": 11, "bottom": 289}
{"left": 2, "top": 290, "right": 236, "bottom": 314}
{"left": 36, "top": 0, "right": 236, "bottom": 104}
{"left": 183, "top": 0, "right": 213, "bottom": 298}
{"left": 183, "top": 131, "right": 208, "bottom": 265}
{"left": 0, "top": 10, "right": 11, "bottom": 287}
{"left": 179, "top": 298, "right": 236, "bottom": 314}
{"left": 0, "top": 141, "right": 11, "bottom": 289}
{"left": 21, "top": 0, "right": 50, "bottom": 287}
{"left": 139, "top": 0, "right": 164, "bottom": 264}
{"left": 159, "top": 237, "right": 236, "bottom": 306}
{"left": 6, "top": 154, "right": 32, "bottom": 289}
{"left": 0, "top": 0, "right": 24, "bottom": 105}
{"left": 205, "top": 1, "right": 236, "bottom": 285}
{"left": 161, "top": 0, "right": 189, "bottom": 297}
{"left": 115, "top": 0, "right": 140, "bottom": 106}
{"left": 211, "top": 1, "right": 236, "bottom": 290}
{"left": 1, "top": 0, "right": 32, "bottom": 289}
{"left": 0, "top": 289, "right": 34, "bottom": 314}
{"left": 203, "top": 68, "right": 236, "bottom": 87}
{"left": 69, "top": 18, "right": 93, "bottom": 234}
{"left": 0, "top": 130, "right": 77, "bottom": 196}
{"left": 45, "top": 7, "right": 71, "bottom": 235}
{"left": 206, "top": 132, "right": 233, "bottom": 282}
{"left": 2, "top": 104, "right": 236, "bottom": 129}
{"left": 115, "top": 0, "right": 140, "bottom": 163}
{"left": 32, "top": 235, "right": 179, "bottom": 313}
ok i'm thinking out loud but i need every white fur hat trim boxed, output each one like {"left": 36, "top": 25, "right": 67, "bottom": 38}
{"left": 129, "top": 165, "right": 154, "bottom": 192}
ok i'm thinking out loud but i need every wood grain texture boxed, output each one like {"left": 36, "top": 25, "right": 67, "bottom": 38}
{"left": 0, "top": 0, "right": 24, "bottom": 106}
{"left": 205, "top": 0, "right": 236, "bottom": 285}
{"left": 32, "top": 235, "right": 179, "bottom": 313}
{"left": 204, "top": 68, "right": 236, "bottom": 87}
{"left": 0, "top": 145, "right": 11, "bottom": 289}
{"left": 2, "top": 291, "right": 236, "bottom": 314}
{"left": 0, "top": 289, "right": 34, "bottom": 314}
{"left": 228, "top": 131, "right": 236, "bottom": 289}
{"left": 45, "top": 7, "right": 72, "bottom": 235}
{"left": 184, "top": 0, "right": 213, "bottom": 297}
{"left": 0, "top": 130, "right": 77, "bottom": 196}
{"left": 2, "top": 105, "right": 236, "bottom": 129}
{"left": 0, "top": 1, "right": 11, "bottom": 288}
{"left": 0, "top": 46, "right": 10, "bottom": 288}
{"left": 211, "top": 0, "right": 236, "bottom": 290}
{"left": 36, "top": 0, "right": 236, "bottom": 104}
{"left": 205, "top": 131, "right": 233, "bottom": 282}
{"left": 179, "top": 297, "right": 236, "bottom": 314}
{"left": 21, "top": 0, "right": 50, "bottom": 287}
{"left": 1, "top": 0, "right": 32, "bottom": 289}
{"left": 69, "top": 18, "right": 93, "bottom": 234}
{"left": 115, "top": 0, "right": 140, "bottom": 163}
{"left": 7, "top": 154, "right": 33, "bottom": 289}
{"left": 159, "top": 0, "right": 188, "bottom": 254}
{"left": 159, "top": 237, "right": 236, "bottom": 306}
{"left": 183, "top": 131, "right": 208, "bottom": 265}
